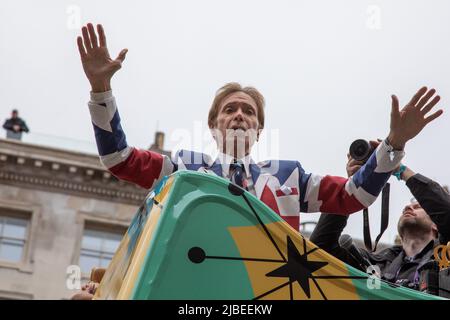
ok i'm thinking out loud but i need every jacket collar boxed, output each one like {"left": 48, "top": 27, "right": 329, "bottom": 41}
{"left": 215, "top": 152, "right": 254, "bottom": 178}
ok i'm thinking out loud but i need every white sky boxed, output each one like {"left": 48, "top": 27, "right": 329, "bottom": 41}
{"left": 1, "top": 0, "right": 450, "bottom": 245}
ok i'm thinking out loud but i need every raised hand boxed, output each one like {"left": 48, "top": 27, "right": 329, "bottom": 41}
{"left": 77, "top": 23, "right": 128, "bottom": 92}
{"left": 387, "top": 87, "right": 443, "bottom": 149}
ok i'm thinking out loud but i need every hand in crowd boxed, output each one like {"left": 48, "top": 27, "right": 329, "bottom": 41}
{"left": 70, "top": 267, "right": 105, "bottom": 300}
{"left": 70, "top": 281, "right": 99, "bottom": 300}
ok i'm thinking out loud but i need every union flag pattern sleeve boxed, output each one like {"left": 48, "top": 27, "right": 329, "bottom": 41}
{"left": 87, "top": 90, "right": 404, "bottom": 217}
{"left": 298, "top": 139, "right": 404, "bottom": 214}
{"left": 88, "top": 91, "right": 176, "bottom": 190}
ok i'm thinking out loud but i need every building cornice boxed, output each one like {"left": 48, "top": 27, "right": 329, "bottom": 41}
{"left": 0, "top": 138, "right": 147, "bottom": 205}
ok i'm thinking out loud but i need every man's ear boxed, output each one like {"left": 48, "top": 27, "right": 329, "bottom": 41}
{"left": 209, "top": 126, "right": 219, "bottom": 141}
{"left": 208, "top": 120, "right": 217, "bottom": 131}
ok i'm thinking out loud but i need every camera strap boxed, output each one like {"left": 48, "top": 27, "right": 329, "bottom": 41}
{"left": 363, "top": 183, "right": 390, "bottom": 252}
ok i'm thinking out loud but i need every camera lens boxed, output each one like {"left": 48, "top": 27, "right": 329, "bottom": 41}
{"left": 349, "top": 139, "right": 371, "bottom": 162}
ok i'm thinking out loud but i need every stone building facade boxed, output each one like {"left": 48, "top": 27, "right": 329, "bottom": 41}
{"left": 0, "top": 138, "right": 149, "bottom": 299}
{"left": 0, "top": 133, "right": 402, "bottom": 299}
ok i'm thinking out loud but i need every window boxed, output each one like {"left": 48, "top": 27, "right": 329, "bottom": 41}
{"left": 79, "top": 228, "right": 123, "bottom": 274}
{"left": 0, "top": 215, "right": 28, "bottom": 263}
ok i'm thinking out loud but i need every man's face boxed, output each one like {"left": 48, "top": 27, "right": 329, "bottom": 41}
{"left": 212, "top": 92, "right": 260, "bottom": 158}
{"left": 397, "top": 202, "right": 437, "bottom": 238}
{"left": 12, "top": 111, "right": 18, "bottom": 118}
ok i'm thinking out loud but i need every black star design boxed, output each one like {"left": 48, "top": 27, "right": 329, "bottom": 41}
{"left": 265, "top": 236, "right": 327, "bottom": 298}
{"left": 189, "top": 190, "right": 368, "bottom": 300}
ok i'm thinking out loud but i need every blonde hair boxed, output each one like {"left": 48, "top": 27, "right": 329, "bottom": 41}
{"left": 208, "top": 82, "right": 265, "bottom": 130}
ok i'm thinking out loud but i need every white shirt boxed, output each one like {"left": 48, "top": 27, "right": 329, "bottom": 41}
{"left": 215, "top": 152, "right": 256, "bottom": 196}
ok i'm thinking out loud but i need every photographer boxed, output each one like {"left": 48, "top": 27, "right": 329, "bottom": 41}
{"left": 2, "top": 109, "right": 29, "bottom": 140}
{"left": 310, "top": 151, "right": 450, "bottom": 293}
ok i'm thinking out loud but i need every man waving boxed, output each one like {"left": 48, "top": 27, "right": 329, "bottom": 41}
{"left": 77, "top": 23, "right": 444, "bottom": 231}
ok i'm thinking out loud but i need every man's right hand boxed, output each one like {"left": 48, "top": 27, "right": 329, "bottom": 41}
{"left": 346, "top": 140, "right": 381, "bottom": 177}
{"left": 77, "top": 23, "right": 128, "bottom": 93}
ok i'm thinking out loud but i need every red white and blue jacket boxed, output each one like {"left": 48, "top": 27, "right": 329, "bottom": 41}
{"left": 88, "top": 91, "right": 405, "bottom": 231}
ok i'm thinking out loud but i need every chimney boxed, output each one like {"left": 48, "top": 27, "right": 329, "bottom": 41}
{"left": 149, "top": 131, "right": 171, "bottom": 157}
{"left": 154, "top": 131, "right": 164, "bottom": 150}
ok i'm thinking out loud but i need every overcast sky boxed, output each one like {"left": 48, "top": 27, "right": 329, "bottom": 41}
{"left": 1, "top": 0, "right": 450, "bottom": 244}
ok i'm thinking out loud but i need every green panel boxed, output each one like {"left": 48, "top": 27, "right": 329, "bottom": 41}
{"left": 132, "top": 171, "right": 277, "bottom": 299}
{"left": 116, "top": 171, "right": 445, "bottom": 300}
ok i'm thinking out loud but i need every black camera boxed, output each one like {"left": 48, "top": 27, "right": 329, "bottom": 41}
{"left": 349, "top": 139, "right": 375, "bottom": 162}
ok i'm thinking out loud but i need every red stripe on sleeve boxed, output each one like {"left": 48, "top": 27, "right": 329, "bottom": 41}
{"left": 318, "top": 176, "right": 364, "bottom": 215}
{"left": 109, "top": 148, "right": 163, "bottom": 189}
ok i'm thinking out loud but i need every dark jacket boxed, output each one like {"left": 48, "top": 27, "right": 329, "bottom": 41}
{"left": 3, "top": 117, "right": 29, "bottom": 132}
{"left": 310, "top": 174, "right": 450, "bottom": 288}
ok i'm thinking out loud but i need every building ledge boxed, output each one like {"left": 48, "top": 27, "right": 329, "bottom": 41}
{"left": 0, "top": 138, "right": 147, "bottom": 205}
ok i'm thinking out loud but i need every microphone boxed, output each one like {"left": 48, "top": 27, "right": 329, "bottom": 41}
{"left": 339, "top": 234, "right": 372, "bottom": 272}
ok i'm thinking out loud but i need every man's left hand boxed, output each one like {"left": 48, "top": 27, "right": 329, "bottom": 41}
{"left": 388, "top": 86, "right": 443, "bottom": 150}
